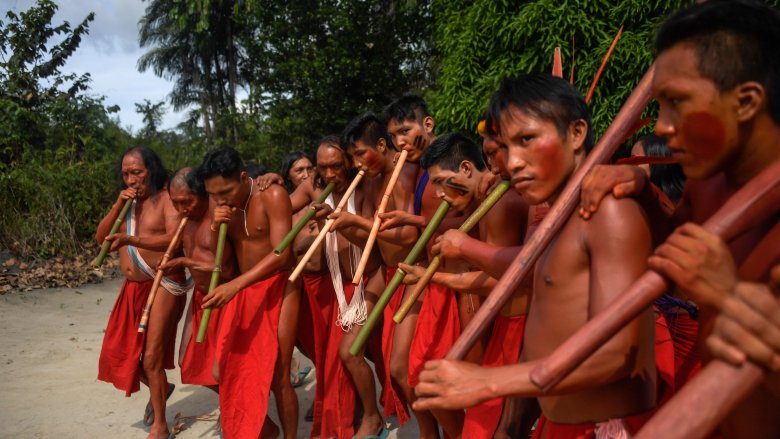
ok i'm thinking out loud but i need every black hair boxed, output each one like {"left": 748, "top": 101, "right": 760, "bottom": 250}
{"left": 197, "top": 146, "right": 245, "bottom": 182}
{"left": 279, "top": 151, "right": 311, "bottom": 193}
{"left": 246, "top": 162, "right": 269, "bottom": 179}
{"left": 118, "top": 146, "right": 169, "bottom": 194}
{"left": 637, "top": 134, "right": 686, "bottom": 204}
{"left": 317, "top": 134, "right": 357, "bottom": 181}
{"left": 170, "top": 167, "right": 206, "bottom": 198}
{"left": 421, "top": 133, "right": 486, "bottom": 172}
{"left": 383, "top": 94, "right": 431, "bottom": 125}
{"left": 485, "top": 73, "right": 594, "bottom": 152}
{"left": 655, "top": 0, "right": 780, "bottom": 122}
{"left": 341, "top": 112, "right": 395, "bottom": 152}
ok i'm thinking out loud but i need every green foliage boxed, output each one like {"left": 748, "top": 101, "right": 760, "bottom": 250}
{"left": 430, "top": 0, "right": 685, "bottom": 143}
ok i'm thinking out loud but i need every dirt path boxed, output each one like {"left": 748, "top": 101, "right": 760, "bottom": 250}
{"left": 0, "top": 279, "right": 417, "bottom": 438}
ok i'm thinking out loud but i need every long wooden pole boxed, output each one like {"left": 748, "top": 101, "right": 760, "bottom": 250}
{"left": 445, "top": 63, "right": 656, "bottom": 361}
{"left": 393, "top": 181, "right": 512, "bottom": 323}
{"left": 528, "top": 157, "right": 780, "bottom": 391}
{"left": 196, "top": 223, "right": 228, "bottom": 343}
{"left": 274, "top": 181, "right": 336, "bottom": 256}
{"left": 288, "top": 170, "right": 366, "bottom": 282}
{"left": 352, "top": 149, "right": 409, "bottom": 284}
{"left": 585, "top": 26, "right": 624, "bottom": 104}
{"left": 138, "top": 217, "right": 189, "bottom": 332}
{"left": 93, "top": 198, "right": 134, "bottom": 268}
{"left": 349, "top": 200, "right": 450, "bottom": 356}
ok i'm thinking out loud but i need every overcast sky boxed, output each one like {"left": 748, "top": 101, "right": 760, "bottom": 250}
{"left": 6, "top": 0, "right": 185, "bottom": 132}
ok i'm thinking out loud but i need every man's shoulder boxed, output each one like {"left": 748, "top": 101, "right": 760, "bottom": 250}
{"left": 580, "top": 194, "right": 650, "bottom": 244}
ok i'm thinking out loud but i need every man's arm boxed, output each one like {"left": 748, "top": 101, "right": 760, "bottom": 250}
{"left": 397, "top": 262, "right": 496, "bottom": 296}
{"left": 96, "top": 188, "right": 135, "bottom": 243}
{"left": 202, "top": 186, "right": 293, "bottom": 308}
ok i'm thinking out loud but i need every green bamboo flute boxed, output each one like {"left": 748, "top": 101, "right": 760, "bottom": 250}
{"left": 196, "top": 222, "right": 228, "bottom": 343}
{"left": 93, "top": 198, "right": 134, "bottom": 268}
{"left": 349, "top": 200, "right": 450, "bottom": 356}
{"left": 393, "top": 181, "right": 511, "bottom": 323}
{"left": 274, "top": 181, "right": 336, "bottom": 256}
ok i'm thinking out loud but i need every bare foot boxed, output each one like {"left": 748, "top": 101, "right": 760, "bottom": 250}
{"left": 259, "top": 419, "right": 280, "bottom": 439}
{"left": 353, "top": 412, "right": 384, "bottom": 438}
{"left": 146, "top": 426, "right": 171, "bottom": 439}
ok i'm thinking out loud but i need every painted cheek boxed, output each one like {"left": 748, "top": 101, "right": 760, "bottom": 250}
{"left": 680, "top": 111, "right": 726, "bottom": 162}
{"left": 534, "top": 138, "right": 567, "bottom": 191}
{"left": 363, "top": 150, "right": 381, "bottom": 171}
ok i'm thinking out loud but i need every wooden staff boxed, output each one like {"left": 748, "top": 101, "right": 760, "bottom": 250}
{"left": 274, "top": 181, "right": 336, "bottom": 256}
{"left": 288, "top": 170, "right": 366, "bottom": 282}
{"left": 196, "top": 222, "right": 228, "bottom": 343}
{"left": 352, "top": 149, "right": 409, "bottom": 284}
{"left": 528, "top": 157, "right": 780, "bottom": 391}
{"left": 445, "top": 63, "right": 656, "bottom": 361}
{"left": 636, "top": 360, "right": 763, "bottom": 439}
{"left": 138, "top": 217, "right": 189, "bottom": 333}
{"left": 393, "top": 180, "right": 512, "bottom": 323}
{"left": 552, "top": 47, "right": 563, "bottom": 78}
{"left": 349, "top": 199, "right": 450, "bottom": 356}
{"left": 585, "top": 25, "right": 624, "bottom": 104}
{"left": 93, "top": 198, "right": 134, "bottom": 268}
{"left": 634, "top": 234, "right": 780, "bottom": 439}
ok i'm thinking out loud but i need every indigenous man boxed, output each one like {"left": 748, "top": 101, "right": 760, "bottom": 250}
{"left": 414, "top": 74, "right": 657, "bottom": 439}
{"left": 159, "top": 168, "right": 237, "bottom": 393}
{"left": 399, "top": 132, "right": 538, "bottom": 439}
{"left": 197, "top": 147, "right": 296, "bottom": 439}
{"left": 96, "top": 146, "right": 190, "bottom": 439}
{"left": 381, "top": 96, "right": 470, "bottom": 438}
{"left": 332, "top": 112, "right": 419, "bottom": 432}
{"left": 259, "top": 137, "right": 387, "bottom": 438}
{"left": 576, "top": 1, "right": 780, "bottom": 436}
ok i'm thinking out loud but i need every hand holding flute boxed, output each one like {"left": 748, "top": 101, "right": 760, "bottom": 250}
{"left": 93, "top": 188, "right": 136, "bottom": 267}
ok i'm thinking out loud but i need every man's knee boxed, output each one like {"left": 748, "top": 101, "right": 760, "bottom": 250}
{"left": 142, "top": 349, "right": 163, "bottom": 372}
{"left": 389, "top": 354, "right": 408, "bottom": 384}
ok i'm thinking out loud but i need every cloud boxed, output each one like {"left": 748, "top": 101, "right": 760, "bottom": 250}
{"left": 9, "top": 0, "right": 146, "bottom": 54}
{"left": 6, "top": 0, "right": 185, "bottom": 131}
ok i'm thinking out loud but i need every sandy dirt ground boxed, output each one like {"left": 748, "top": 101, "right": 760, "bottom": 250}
{"left": 0, "top": 279, "right": 419, "bottom": 439}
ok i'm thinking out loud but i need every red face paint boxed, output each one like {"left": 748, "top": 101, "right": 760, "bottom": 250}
{"left": 680, "top": 111, "right": 726, "bottom": 162}
{"left": 362, "top": 148, "right": 382, "bottom": 171}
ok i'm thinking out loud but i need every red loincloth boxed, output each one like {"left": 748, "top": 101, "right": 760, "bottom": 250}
{"left": 666, "top": 312, "right": 701, "bottom": 391}
{"left": 380, "top": 267, "right": 411, "bottom": 426}
{"left": 462, "top": 314, "right": 527, "bottom": 438}
{"left": 654, "top": 309, "right": 676, "bottom": 405}
{"left": 408, "top": 282, "right": 461, "bottom": 388}
{"left": 303, "top": 273, "right": 357, "bottom": 439}
{"left": 532, "top": 411, "right": 653, "bottom": 439}
{"left": 180, "top": 288, "right": 221, "bottom": 385}
{"left": 216, "top": 273, "right": 286, "bottom": 439}
{"left": 98, "top": 279, "right": 185, "bottom": 396}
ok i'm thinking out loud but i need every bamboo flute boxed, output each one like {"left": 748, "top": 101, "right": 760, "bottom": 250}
{"left": 585, "top": 26, "right": 624, "bottom": 104}
{"left": 445, "top": 63, "right": 656, "bottom": 361}
{"left": 138, "top": 217, "right": 189, "bottom": 332}
{"left": 528, "top": 156, "right": 780, "bottom": 391}
{"left": 93, "top": 198, "right": 134, "bottom": 268}
{"left": 349, "top": 199, "right": 450, "bottom": 356}
{"left": 196, "top": 222, "right": 228, "bottom": 343}
{"left": 393, "top": 180, "right": 512, "bottom": 323}
{"left": 288, "top": 170, "right": 365, "bottom": 282}
{"left": 274, "top": 181, "right": 336, "bottom": 256}
{"left": 352, "top": 149, "right": 409, "bottom": 284}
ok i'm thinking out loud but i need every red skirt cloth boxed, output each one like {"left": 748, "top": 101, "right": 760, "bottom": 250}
{"left": 380, "top": 267, "right": 411, "bottom": 425}
{"left": 408, "top": 282, "right": 461, "bottom": 388}
{"left": 98, "top": 279, "right": 184, "bottom": 396}
{"left": 180, "top": 288, "right": 221, "bottom": 385}
{"left": 216, "top": 273, "right": 286, "bottom": 439}
{"left": 462, "top": 314, "right": 527, "bottom": 438}
{"left": 654, "top": 309, "right": 676, "bottom": 404}
{"left": 531, "top": 412, "right": 653, "bottom": 439}
{"left": 303, "top": 274, "right": 357, "bottom": 439}
{"left": 667, "top": 312, "right": 701, "bottom": 391}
